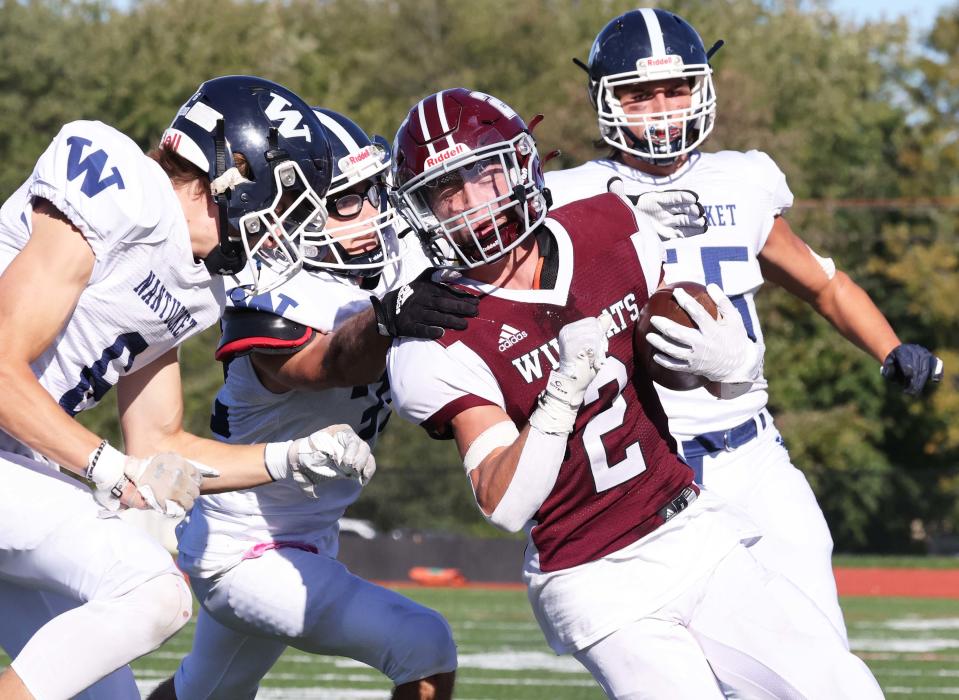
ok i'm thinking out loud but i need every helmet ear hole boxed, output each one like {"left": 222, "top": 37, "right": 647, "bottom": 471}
{"left": 232, "top": 152, "right": 252, "bottom": 180}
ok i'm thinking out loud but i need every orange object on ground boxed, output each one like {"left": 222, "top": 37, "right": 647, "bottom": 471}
{"left": 408, "top": 567, "right": 468, "bottom": 587}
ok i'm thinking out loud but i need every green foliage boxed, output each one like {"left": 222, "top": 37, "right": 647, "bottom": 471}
{"left": 777, "top": 404, "right": 895, "bottom": 549}
{"left": 8, "top": 0, "right": 959, "bottom": 551}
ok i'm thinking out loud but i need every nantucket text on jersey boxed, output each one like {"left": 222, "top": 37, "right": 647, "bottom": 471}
{"left": 133, "top": 271, "right": 201, "bottom": 339}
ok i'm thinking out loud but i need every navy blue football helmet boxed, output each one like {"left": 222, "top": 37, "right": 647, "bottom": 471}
{"left": 302, "top": 109, "right": 403, "bottom": 277}
{"left": 585, "top": 9, "right": 717, "bottom": 164}
{"left": 162, "top": 75, "right": 333, "bottom": 291}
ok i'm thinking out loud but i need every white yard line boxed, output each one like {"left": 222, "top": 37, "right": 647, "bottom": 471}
{"left": 851, "top": 637, "right": 959, "bottom": 652}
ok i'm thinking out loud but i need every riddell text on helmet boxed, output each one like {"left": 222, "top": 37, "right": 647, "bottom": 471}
{"left": 425, "top": 143, "right": 470, "bottom": 169}
{"left": 347, "top": 147, "right": 373, "bottom": 165}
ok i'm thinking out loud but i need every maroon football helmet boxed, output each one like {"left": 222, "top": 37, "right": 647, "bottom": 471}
{"left": 392, "top": 88, "right": 549, "bottom": 269}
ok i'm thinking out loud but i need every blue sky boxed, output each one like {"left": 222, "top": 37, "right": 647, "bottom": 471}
{"left": 830, "top": 0, "right": 954, "bottom": 29}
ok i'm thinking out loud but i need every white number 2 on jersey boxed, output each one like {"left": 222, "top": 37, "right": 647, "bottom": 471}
{"left": 581, "top": 357, "right": 648, "bottom": 492}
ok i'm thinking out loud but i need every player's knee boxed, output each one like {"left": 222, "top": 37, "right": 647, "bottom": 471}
{"left": 387, "top": 608, "right": 458, "bottom": 683}
{"left": 131, "top": 573, "right": 193, "bottom": 648}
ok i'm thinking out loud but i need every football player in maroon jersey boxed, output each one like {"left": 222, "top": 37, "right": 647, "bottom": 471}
{"left": 386, "top": 88, "right": 883, "bottom": 698}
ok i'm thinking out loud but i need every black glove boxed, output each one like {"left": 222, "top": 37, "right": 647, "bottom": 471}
{"left": 881, "top": 343, "right": 944, "bottom": 395}
{"left": 371, "top": 269, "right": 479, "bottom": 339}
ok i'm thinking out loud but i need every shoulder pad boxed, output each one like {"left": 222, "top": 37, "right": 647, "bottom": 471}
{"left": 543, "top": 161, "right": 608, "bottom": 208}
{"left": 739, "top": 150, "right": 793, "bottom": 212}
{"left": 215, "top": 308, "right": 316, "bottom": 362}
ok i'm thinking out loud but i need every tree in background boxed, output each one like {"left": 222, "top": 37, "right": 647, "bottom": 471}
{"left": 1, "top": 0, "right": 955, "bottom": 550}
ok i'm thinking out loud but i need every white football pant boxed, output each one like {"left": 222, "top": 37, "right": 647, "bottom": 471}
{"left": 574, "top": 544, "right": 881, "bottom": 699}
{"left": 0, "top": 452, "right": 191, "bottom": 699}
{"left": 174, "top": 546, "right": 457, "bottom": 699}
{"left": 0, "top": 581, "right": 140, "bottom": 700}
{"left": 694, "top": 421, "right": 847, "bottom": 644}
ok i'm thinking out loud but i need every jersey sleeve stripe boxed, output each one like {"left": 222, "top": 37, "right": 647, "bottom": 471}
{"left": 422, "top": 394, "right": 499, "bottom": 440}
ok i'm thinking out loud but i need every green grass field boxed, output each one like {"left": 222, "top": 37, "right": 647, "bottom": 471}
{"left": 5, "top": 586, "right": 959, "bottom": 699}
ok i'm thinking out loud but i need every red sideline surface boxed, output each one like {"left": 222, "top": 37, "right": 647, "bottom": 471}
{"left": 377, "top": 580, "right": 526, "bottom": 591}
{"left": 381, "top": 568, "right": 959, "bottom": 598}
{"left": 834, "top": 567, "right": 959, "bottom": 598}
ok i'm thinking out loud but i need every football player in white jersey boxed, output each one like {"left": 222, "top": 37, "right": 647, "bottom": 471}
{"left": 546, "top": 7, "right": 944, "bottom": 646}
{"left": 0, "top": 76, "right": 380, "bottom": 700}
{"left": 147, "top": 109, "right": 469, "bottom": 700}
{"left": 386, "top": 87, "right": 881, "bottom": 699}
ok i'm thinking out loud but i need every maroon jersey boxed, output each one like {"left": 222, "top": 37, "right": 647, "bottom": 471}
{"left": 389, "top": 193, "right": 694, "bottom": 572}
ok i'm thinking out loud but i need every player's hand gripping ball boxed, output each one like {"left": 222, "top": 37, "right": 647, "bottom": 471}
{"left": 635, "top": 282, "right": 718, "bottom": 391}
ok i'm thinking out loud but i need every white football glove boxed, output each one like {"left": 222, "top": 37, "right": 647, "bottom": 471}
{"left": 265, "top": 424, "right": 376, "bottom": 496}
{"left": 88, "top": 444, "right": 217, "bottom": 518}
{"left": 607, "top": 178, "right": 707, "bottom": 240}
{"left": 645, "top": 284, "right": 765, "bottom": 392}
{"left": 529, "top": 314, "right": 613, "bottom": 435}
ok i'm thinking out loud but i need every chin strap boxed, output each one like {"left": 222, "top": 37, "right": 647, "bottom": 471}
{"left": 203, "top": 244, "right": 246, "bottom": 276}
{"left": 204, "top": 118, "right": 246, "bottom": 276}
{"left": 620, "top": 124, "right": 653, "bottom": 155}
{"left": 324, "top": 242, "right": 386, "bottom": 279}
{"left": 618, "top": 124, "right": 687, "bottom": 167}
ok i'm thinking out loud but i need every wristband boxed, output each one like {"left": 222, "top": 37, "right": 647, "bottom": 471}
{"left": 369, "top": 296, "right": 392, "bottom": 337}
{"left": 264, "top": 441, "right": 293, "bottom": 481}
{"left": 85, "top": 441, "right": 126, "bottom": 491}
{"left": 528, "top": 371, "right": 583, "bottom": 435}
{"left": 85, "top": 439, "right": 108, "bottom": 478}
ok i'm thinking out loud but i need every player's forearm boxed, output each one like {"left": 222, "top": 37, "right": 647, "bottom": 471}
{"left": 256, "top": 310, "right": 390, "bottom": 391}
{"left": 131, "top": 429, "right": 272, "bottom": 493}
{"left": 813, "top": 271, "right": 900, "bottom": 363}
{"left": 318, "top": 308, "right": 391, "bottom": 387}
{"left": 472, "top": 424, "right": 568, "bottom": 532}
{"left": 0, "top": 361, "right": 101, "bottom": 474}
{"left": 322, "top": 309, "right": 393, "bottom": 386}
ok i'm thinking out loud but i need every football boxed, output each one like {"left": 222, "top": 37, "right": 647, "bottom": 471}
{"left": 634, "top": 281, "right": 719, "bottom": 391}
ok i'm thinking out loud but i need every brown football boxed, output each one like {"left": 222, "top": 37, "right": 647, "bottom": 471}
{"left": 634, "top": 281, "right": 719, "bottom": 391}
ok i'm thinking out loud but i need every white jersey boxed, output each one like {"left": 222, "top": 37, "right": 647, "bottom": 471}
{"left": 546, "top": 150, "right": 793, "bottom": 441}
{"left": 177, "top": 235, "right": 428, "bottom": 578}
{"left": 0, "top": 120, "right": 224, "bottom": 461}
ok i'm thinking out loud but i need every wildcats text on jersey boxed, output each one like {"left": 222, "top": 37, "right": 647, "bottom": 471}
{"left": 133, "top": 271, "right": 200, "bottom": 339}
{"left": 510, "top": 292, "right": 640, "bottom": 383}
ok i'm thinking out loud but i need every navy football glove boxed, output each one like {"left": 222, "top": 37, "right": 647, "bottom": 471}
{"left": 371, "top": 269, "right": 479, "bottom": 340}
{"left": 881, "top": 343, "right": 944, "bottom": 395}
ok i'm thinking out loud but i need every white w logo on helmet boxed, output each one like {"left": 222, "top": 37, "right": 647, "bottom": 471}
{"left": 264, "top": 93, "right": 312, "bottom": 142}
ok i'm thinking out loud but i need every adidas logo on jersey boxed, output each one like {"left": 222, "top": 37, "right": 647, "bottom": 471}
{"left": 509, "top": 292, "right": 640, "bottom": 383}
{"left": 498, "top": 324, "right": 528, "bottom": 352}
